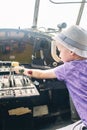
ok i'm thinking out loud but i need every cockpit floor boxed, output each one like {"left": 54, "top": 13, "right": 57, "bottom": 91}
{"left": 33, "top": 116, "right": 73, "bottom": 130}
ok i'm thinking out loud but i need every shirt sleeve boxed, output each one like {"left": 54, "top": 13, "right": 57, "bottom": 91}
{"left": 54, "top": 63, "right": 66, "bottom": 81}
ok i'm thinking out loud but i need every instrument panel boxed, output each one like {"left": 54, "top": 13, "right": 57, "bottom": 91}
{"left": 0, "top": 61, "right": 39, "bottom": 99}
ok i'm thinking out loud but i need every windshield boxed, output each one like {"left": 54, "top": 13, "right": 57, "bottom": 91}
{"left": 0, "top": 0, "right": 87, "bottom": 29}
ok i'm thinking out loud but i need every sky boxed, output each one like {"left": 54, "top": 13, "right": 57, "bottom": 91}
{"left": 0, "top": 0, "right": 87, "bottom": 30}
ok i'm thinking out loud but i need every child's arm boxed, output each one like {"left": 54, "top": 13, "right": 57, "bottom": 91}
{"left": 13, "top": 66, "right": 56, "bottom": 79}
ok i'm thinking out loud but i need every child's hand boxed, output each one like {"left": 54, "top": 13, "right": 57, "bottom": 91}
{"left": 13, "top": 66, "right": 25, "bottom": 74}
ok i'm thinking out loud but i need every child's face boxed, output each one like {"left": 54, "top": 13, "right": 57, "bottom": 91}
{"left": 56, "top": 43, "right": 73, "bottom": 62}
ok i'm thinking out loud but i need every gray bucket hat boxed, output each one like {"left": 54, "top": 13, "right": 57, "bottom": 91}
{"left": 54, "top": 25, "right": 87, "bottom": 58}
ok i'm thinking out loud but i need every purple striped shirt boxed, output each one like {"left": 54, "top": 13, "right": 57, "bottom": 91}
{"left": 54, "top": 59, "right": 87, "bottom": 126}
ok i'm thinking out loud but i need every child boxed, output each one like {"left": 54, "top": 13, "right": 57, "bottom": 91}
{"left": 13, "top": 25, "right": 87, "bottom": 130}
